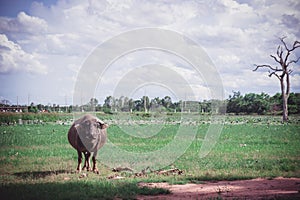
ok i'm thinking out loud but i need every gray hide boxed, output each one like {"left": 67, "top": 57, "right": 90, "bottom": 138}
{"left": 73, "top": 114, "right": 107, "bottom": 152}
{"left": 68, "top": 114, "right": 108, "bottom": 173}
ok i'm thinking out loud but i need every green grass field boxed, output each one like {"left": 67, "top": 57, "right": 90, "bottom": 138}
{"left": 0, "top": 114, "right": 299, "bottom": 199}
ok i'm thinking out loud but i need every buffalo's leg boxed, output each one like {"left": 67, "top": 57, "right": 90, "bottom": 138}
{"left": 76, "top": 150, "right": 82, "bottom": 172}
{"left": 82, "top": 151, "right": 91, "bottom": 171}
{"left": 92, "top": 156, "right": 99, "bottom": 174}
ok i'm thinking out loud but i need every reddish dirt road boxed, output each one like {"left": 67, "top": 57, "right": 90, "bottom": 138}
{"left": 138, "top": 177, "right": 300, "bottom": 199}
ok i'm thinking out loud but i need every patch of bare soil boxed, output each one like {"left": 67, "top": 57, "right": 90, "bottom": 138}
{"left": 137, "top": 177, "right": 300, "bottom": 200}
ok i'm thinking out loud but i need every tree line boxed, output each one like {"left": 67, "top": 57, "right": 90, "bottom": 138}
{"left": 1, "top": 92, "right": 299, "bottom": 115}
{"left": 97, "top": 92, "right": 299, "bottom": 115}
{"left": 227, "top": 92, "right": 300, "bottom": 115}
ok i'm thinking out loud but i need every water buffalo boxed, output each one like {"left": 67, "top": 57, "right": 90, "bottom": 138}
{"left": 68, "top": 114, "right": 108, "bottom": 174}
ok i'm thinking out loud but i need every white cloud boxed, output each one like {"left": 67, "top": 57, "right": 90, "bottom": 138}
{"left": 290, "top": 74, "right": 300, "bottom": 90}
{"left": 1, "top": 0, "right": 300, "bottom": 104}
{"left": 0, "top": 34, "right": 47, "bottom": 74}
{"left": 0, "top": 11, "right": 47, "bottom": 34}
{"left": 222, "top": 69, "right": 285, "bottom": 96}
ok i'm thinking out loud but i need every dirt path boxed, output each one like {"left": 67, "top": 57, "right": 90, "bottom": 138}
{"left": 137, "top": 177, "right": 300, "bottom": 199}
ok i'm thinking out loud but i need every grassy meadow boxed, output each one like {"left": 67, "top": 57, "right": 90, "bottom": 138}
{"left": 0, "top": 113, "right": 299, "bottom": 199}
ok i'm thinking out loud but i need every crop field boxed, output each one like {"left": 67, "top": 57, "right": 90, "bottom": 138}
{"left": 0, "top": 113, "right": 300, "bottom": 199}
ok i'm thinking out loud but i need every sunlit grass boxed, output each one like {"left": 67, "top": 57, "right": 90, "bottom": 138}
{"left": 0, "top": 115, "right": 300, "bottom": 199}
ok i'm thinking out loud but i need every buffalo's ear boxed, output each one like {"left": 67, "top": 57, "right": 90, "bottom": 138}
{"left": 95, "top": 121, "right": 101, "bottom": 129}
{"left": 100, "top": 123, "right": 109, "bottom": 129}
{"left": 96, "top": 121, "right": 108, "bottom": 129}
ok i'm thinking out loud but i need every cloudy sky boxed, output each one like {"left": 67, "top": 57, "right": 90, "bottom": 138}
{"left": 0, "top": 0, "right": 299, "bottom": 105}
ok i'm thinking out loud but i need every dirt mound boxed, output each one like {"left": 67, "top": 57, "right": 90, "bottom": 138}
{"left": 138, "top": 177, "right": 300, "bottom": 199}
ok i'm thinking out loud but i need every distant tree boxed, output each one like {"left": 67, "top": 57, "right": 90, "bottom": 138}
{"left": 89, "top": 98, "right": 98, "bottom": 106}
{"left": 133, "top": 99, "right": 142, "bottom": 111}
{"left": 150, "top": 97, "right": 161, "bottom": 109}
{"left": 210, "top": 99, "right": 226, "bottom": 114}
{"left": 28, "top": 102, "right": 38, "bottom": 113}
{"left": 68, "top": 105, "right": 73, "bottom": 113}
{"left": 85, "top": 98, "right": 99, "bottom": 111}
{"left": 103, "top": 96, "right": 113, "bottom": 109}
{"left": 171, "top": 101, "right": 181, "bottom": 112}
{"left": 0, "top": 99, "right": 11, "bottom": 106}
{"left": 141, "top": 96, "right": 150, "bottom": 113}
{"left": 37, "top": 104, "right": 44, "bottom": 112}
{"left": 227, "top": 92, "right": 270, "bottom": 114}
{"left": 128, "top": 98, "right": 134, "bottom": 112}
{"left": 288, "top": 93, "right": 300, "bottom": 114}
{"left": 120, "top": 96, "right": 129, "bottom": 112}
{"left": 227, "top": 91, "right": 243, "bottom": 114}
{"left": 270, "top": 93, "right": 282, "bottom": 104}
{"left": 255, "top": 93, "right": 270, "bottom": 114}
{"left": 253, "top": 37, "right": 300, "bottom": 122}
{"left": 242, "top": 93, "right": 270, "bottom": 114}
{"left": 199, "top": 100, "right": 211, "bottom": 113}
{"left": 162, "top": 96, "right": 172, "bottom": 110}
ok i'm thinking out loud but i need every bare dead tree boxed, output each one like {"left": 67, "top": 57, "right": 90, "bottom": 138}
{"left": 253, "top": 37, "right": 300, "bottom": 122}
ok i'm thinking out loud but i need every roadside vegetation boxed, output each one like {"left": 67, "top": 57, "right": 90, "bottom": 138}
{"left": 1, "top": 92, "right": 300, "bottom": 115}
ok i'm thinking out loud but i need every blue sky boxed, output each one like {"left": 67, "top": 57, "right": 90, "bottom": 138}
{"left": 0, "top": 0, "right": 56, "bottom": 17}
{"left": 0, "top": 0, "right": 300, "bottom": 105}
